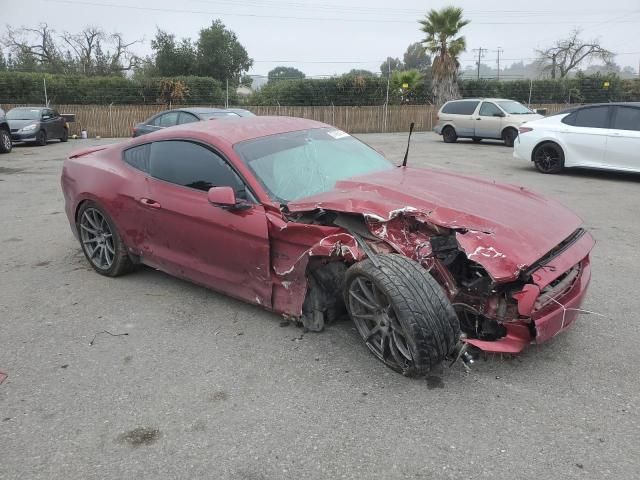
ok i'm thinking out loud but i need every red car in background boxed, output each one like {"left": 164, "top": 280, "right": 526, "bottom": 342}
{"left": 61, "top": 117, "right": 594, "bottom": 376}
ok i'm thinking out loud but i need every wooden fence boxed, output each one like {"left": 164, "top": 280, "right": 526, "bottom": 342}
{"left": 0, "top": 103, "right": 568, "bottom": 138}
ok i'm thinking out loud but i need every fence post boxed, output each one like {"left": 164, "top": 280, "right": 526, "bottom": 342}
{"left": 277, "top": 101, "right": 281, "bottom": 116}
{"left": 528, "top": 79, "right": 533, "bottom": 107}
{"left": 331, "top": 102, "right": 335, "bottom": 126}
{"left": 109, "top": 103, "right": 114, "bottom": 138}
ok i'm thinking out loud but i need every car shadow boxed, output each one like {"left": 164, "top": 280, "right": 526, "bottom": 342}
{"left": 562, "top": 167, "right": 640, "bottom": 183}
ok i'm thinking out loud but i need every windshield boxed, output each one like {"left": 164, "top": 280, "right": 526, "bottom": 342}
{"left": 235, "top": 128, "right": 394, "bottom": 202}
{"left": 7, "top": 108, "right": 41, "bottom": 120}
{"left": 496, "top": 101, "right": 534, "bottom": 115}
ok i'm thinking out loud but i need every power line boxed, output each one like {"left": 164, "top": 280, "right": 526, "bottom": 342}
{"left": 31, "top": 0, "right": 640, "bottom": 25}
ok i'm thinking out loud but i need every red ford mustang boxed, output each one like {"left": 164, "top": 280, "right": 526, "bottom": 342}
{"left": 61, "top": 116, "right": 594, "bottom": 376}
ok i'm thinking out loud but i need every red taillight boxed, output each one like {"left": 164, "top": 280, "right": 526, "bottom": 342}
{"left": 436, "top": 115, "right": 440, "bottom": 121}
{"left": 519, "top": 127, "right": 533, "bottom": 134}
{"left": 131, "top": 128, "right": 137, "bottom": 137}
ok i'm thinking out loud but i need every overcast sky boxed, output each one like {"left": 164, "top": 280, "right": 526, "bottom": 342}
{"left": 4, "top": 0, "right": 640, "bottom": 77}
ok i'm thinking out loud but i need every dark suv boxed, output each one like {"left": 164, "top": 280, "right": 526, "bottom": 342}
{"left": 0, "top": 108, "right": 11, "bottom": 154}
{"left": 6, "top": 107, "right": 68, "bottom": 146}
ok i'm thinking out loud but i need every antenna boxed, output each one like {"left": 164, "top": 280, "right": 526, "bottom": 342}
{"left": 402, "top": 122, "right": 415, "bottom": 168}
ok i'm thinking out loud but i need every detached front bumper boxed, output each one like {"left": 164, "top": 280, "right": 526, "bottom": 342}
{"left": 465, "top": 232, "right": 594, "bottom": 354}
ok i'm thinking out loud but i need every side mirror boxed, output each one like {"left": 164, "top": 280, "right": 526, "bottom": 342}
{"left": 493, "top": 112, "right": 506, "bottom": 118}
{"left": 207, "top": 186, "right": 250, "bottom": 211}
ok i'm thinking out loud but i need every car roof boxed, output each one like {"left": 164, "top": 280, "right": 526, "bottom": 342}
{"left": 161, "top": 116, "right": 328, "bottom": 145}
{"left": 446, "top": 98, "right": 516, "bottom": 103}
{"left": 9, "top": 106, "right": 46, "bottom": 111}
{"left": 179, "top": 107, "right": 231, "bottom": 114}
{"left": 555, "top": 102, "right": 640, "bottom": 115}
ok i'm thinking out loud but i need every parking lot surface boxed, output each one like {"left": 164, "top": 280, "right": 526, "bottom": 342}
{"left": 1, "top": 133, "right": 639, "bottom": 480}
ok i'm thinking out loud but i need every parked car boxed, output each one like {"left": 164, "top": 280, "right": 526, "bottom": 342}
{"left": 0, "top": 108, "right": 12, "bottom": 154}
{"left": 7, "top": 107, "right": 69, "bottom": 145}
{"left": 514, "top": 102, "right": 640, "bottom": 174}
{"left": 62, "top": 117, "right": 594, "bottom": 376}
{"left": 132, "top": 107, "right": 256, "bottom": 137}
{"left": 434, "top": 98, "right": 543, "bottom": 146}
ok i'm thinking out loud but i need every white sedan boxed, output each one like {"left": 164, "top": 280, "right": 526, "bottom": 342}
{"left": 513, "top": 103, "right": 640, "bottom": 174}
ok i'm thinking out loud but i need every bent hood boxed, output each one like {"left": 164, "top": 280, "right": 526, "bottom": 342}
{"left": 287, "top": 167, "right": 586, "bottom": 282}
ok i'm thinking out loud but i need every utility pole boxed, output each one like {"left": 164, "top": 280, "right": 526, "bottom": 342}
{"left": 43, "top": 77, "right": 48, "bottom": 106}
{"left": 225, "top": 79, "right": 229, "bottom": 108}
{"left": 494, "top": 47, "right": 504, "bottom": 81}
{"left": 472, "top": 48, "right": 488, "bottom": 80}
{"left": 551, "top": 53, "right": 557, "bottom": 80}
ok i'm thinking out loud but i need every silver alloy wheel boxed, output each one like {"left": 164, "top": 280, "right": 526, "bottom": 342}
{"left": 1, "top": 131, "right": 11, "bottom": 151}
{"left": 348, "top": 275, "right": 413, "bottom": 370}
{"left": 79, "top": 208, "right": 115, "bottom": 270}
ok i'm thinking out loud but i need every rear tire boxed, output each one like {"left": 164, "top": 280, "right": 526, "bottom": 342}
{"left": 345, "top": 254, "right": 460, "bottom": 376}
{"left": 533, "top": 142, "right": 565, "bottom": 174}
{"left": 0, "top": 129, "right": 11, "bottom": 153}
{"left": 35, "top": 130, "right": 47, "bottom": 146}
{"left": 472, "top": 137, "right": 482, "bottom": 143}
{"left": 60, "top": 128, "right": 68, "bottom": 142}
{"left": 442, "top": 126, "right": 458, "bottom": 143}
{"left": 502, "top": 128, "right": 517, "bottom": 147}
{"left": 77, "top": 201, "right": 134, "bottom": 277}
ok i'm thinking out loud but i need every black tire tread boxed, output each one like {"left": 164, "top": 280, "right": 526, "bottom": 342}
{"left": 346, "top": 254, "right": 460, "bottom": 376}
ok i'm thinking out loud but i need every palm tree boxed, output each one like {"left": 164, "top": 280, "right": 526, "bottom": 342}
{"left": 419, "top": 6, "right": 470, "bottom": 105}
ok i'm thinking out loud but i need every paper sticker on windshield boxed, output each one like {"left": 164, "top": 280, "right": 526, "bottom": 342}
{"left": 327, "top": 129, "right": 350, "bottom": 139}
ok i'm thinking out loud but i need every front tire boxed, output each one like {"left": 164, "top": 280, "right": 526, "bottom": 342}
{"left": 35, "top": 130, "right": 47, "bottom": 146}
{"left": 345, "top": 254, "right": 460, "bottom": 376}
{"left": 442, "top": 126, "right": 458, "bottom": 143}
{"left": 0, "top": 129, "right": 12, "bottom": 153}
{"left": 77, "top": 202, "right": 134, "bottom": 277}
{"left": 502, "top": 128, "right": 518, "bottom": 147}
{"left": 533, "top": 142, "right": 565, "bottom": 174}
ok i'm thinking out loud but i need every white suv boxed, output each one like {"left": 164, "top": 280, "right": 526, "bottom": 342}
{"left": 434, "top": 98, "right": 543, "bottom": 146}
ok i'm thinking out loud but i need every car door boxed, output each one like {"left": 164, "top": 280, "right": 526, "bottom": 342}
{"left": 474, "top": 101, "right": 504, "bottom": 139}
{"left": 41, "top": 109, "right": 57, "bottom": 139}
{"left": 142, "top": 139, "right": 272, "bottom": 306}
{"left": 54, "top": 110, "right": 66, "bottom": 138}
{"left": 561, "top": 106, "right": 611, "bottom": 167}
{"left": 605, "top": 106, "right": 640, "bottom": 172}
{"left": 139, "top": 111, "right": 180, "bottom": 135}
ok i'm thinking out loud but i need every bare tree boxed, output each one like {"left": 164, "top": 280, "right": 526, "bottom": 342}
{"left": 107, "top": 33, "right": 141, "bottom": 73}
{"left": 3, "top": 23, "right": 64, "bottom": 71}
{"left": 536, "top": 30, "right": 613, "bottom": 79}
{"left": 61, "top": 26, "right": 103, "bottom": 74}
{"left": 2, "top": 24, "right": 140, "bottom": 75}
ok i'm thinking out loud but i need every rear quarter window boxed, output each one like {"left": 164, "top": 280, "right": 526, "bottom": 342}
{"left": 123, "top": 144, "right": 151, "bottom": 172}
{"left": 441, "top": 101, "right": 480, "bottom": 115}
{"left": 612, "top": 106, "right": 640, "bottom": 131}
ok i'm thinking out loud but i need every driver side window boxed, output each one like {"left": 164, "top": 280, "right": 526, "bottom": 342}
{"left": 149, "top": 140, "right": 247, "bottom": 196}
{"left": 479, "top": 102, "right": 502, "bottom": 117}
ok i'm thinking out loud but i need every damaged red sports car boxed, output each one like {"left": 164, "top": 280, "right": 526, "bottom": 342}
{"left": 61, "top": 117, "right": 594, "bottom": 376}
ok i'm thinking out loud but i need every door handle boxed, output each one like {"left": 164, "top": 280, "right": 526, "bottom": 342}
{"left": 140, "top": 198, "right": 161, "bottom": 209}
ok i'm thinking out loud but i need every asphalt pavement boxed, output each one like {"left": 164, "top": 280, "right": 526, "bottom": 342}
{"left": 1, "top": 133, "right": 638, "bottom": 480}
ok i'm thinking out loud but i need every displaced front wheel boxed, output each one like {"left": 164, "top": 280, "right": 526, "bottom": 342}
{"left": 345, "top": 254, "right": 460, "bottom": 376}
